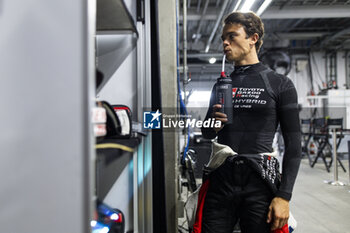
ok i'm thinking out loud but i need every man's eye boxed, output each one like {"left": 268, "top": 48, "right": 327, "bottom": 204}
{"left": 222, "top": 34, "right": 236, "bottom": 41}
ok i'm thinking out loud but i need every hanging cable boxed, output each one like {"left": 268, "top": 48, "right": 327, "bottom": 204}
{"left": 175, "top": 0, "right": 191, "bottom": 165}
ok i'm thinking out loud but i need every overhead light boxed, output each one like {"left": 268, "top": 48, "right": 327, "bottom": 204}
{"left": 256, "top": 0, "right": 272, "bottom": 16}
{"left": 232, "top": 0, "right": 242, "bottom": 12}
{"left": 240, "top": 0, "right": 256, "bottom": 12}
{"left": 209, "top": 57, "right": 217, "bottom": 64}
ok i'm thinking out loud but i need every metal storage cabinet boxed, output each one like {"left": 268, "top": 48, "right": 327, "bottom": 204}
{"left": 0, "top": 1, "right": 96, "bottom": 232}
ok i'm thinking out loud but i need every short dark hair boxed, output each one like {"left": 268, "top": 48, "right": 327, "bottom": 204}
{"left": 224, "top": 12, "right": 264, "bottom": 52}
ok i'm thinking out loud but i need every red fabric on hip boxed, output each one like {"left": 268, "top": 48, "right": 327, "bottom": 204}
{"left": 271, "top": 223, "right": 289, "bottom": 233}
{"left": 192, "top": 179, "right": 210, "bottom": 233}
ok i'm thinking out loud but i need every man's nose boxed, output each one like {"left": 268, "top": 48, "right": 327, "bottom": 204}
{"left": 223, "top": 39, "right": 229, "bottom": 47}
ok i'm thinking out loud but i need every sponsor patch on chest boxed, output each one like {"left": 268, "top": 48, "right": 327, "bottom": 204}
{"left": 232, "top": 87, "right": 267, "bottom": 106}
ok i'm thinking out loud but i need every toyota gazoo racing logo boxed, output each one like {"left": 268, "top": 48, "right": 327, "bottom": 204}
{"left": 232, "top": 88, "right": 238, "bottom": 98}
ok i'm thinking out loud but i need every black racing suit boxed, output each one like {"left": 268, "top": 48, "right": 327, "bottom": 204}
{"left": 197, "top": 62, "right": 301, "bottom": 233}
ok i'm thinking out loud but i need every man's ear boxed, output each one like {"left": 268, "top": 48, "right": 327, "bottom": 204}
{"left": 250, "top": 33, "right": 259, "bottom": 46}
